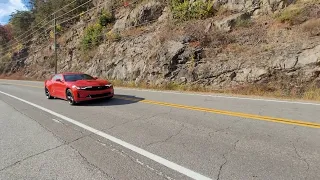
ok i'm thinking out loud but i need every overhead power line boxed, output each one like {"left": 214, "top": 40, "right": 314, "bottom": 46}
{"left": 3, "top": 0, "right": 85, "bottom": 48}
{"left": 1, "top": 0, "right": 156, "bottom": 71}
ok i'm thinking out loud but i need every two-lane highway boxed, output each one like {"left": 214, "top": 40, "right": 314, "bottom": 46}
{"left": 0, "top": 79, "right": 319, "bottom": 180}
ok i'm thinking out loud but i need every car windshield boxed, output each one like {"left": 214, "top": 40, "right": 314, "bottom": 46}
{"left": 63, "top": 74, "right": 95, "bottom": 82}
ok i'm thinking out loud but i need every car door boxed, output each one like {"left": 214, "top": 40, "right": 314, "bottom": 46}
{"left": 54, "top": 74, "right": 66, "bottom": 99}
{"left": 49, "top": 75, "right": 59, "bottom": 97}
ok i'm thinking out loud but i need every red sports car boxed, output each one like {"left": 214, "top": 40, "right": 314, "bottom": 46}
{"left": 44, "top": 72, "right": 114, "bottom": 105}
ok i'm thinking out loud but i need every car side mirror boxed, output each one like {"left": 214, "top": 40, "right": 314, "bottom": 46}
{"left": 93, "top": 77, "right": 98, "bottom": 80}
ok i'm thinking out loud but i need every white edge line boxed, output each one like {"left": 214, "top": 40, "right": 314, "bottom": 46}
{"left": 0, "top": 90, "right": 212, "bottom": 180}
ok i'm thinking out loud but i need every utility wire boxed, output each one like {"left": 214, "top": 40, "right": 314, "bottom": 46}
{"left": 3, "top": 19, "right": 54, "bottom": 51}
{"left": 3, "top": 0, "right": 83, "bottom": 48}
{"left": 55, "top": 0, "right": 93, "bottom": 20}
{"left": 1, "top": 0, "right": 145, "bottom": 63}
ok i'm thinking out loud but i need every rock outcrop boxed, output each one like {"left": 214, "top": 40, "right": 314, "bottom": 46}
{"left": 215, "top": 0, "right": 295, "bottom": 14}
{"left": 4, "top": 0, "right": 320, "bottom": 91}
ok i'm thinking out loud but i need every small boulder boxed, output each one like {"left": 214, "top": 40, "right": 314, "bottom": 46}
{"left": 214, "top": 12, "right": 251, "bottom": 31}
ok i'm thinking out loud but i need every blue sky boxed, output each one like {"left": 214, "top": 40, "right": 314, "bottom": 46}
{"left": 0, "top": 0, "right": 29, "bottom": 25}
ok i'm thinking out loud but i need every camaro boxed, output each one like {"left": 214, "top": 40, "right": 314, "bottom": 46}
{"left": 44, "top": 72, "right": 114, "bottom": 105}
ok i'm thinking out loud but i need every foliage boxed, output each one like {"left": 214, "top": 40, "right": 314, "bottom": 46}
{"left": 274, "top": 7, "right": 302, "bottom": 25}
{"left": 273, "top": 0, "right": 319, "bottom": 26}
{"left": 106, "top": 31, "right": 122, "bottom": 42}
{"left": 235, "top": 19, "right": 253, "bottom": 28}
{"left": 0, "top": 25, "right": 13, "bottom": 53}
{"left": 81, "top": 24, "right": 103, "bottom": 50}
{"left": 170, "top": 0, "right": 215, "bottom": 21}
{"left": 99, "top": 10, "right": 114, "bottom": 27}
{"left": 29, "top": 0, "right": 92, "bottom": 25}
{"left": 49, "top": 24, "right": 63, "bottom": 39}
{"left": 9, "top": 11, "right": 34, "bottom": 37}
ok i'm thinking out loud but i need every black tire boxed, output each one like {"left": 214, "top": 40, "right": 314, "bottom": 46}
{"left": 66, "top": 89, "right": 77, "bottom": 105}
{"left": 45, "top": 87, "right": 53, "bottom": 99}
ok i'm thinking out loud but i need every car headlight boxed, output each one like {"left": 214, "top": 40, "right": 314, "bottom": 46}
{"left": 72, "top": 85, "right": 91, "bottom": 90}
{"left": 105, "top": 83, "right": 113, "bottom": 87}
{"left": 72, "top": 85, "right": 79, "bottom": 89}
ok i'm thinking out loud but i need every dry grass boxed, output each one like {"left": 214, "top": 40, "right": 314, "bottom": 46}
{"left": 302, "top": 18, "right": 320, "bottom": 36}
{"left": 157, "top": 22, "right": 184, "bottom": 43}
{"left": 110, "top": 79, "right": 320, "bottom": 102}
{"left": 274, "top": 0, "right": 320, "bottom": 25}
{"left": 0, "top": 72, "right": 40, "bottom": 81}
{"left": 122, "top": 26, "right": 147, "bottom": 37}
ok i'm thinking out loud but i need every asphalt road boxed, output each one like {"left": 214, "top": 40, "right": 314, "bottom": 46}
{"left": 0, "top": 79, "right": 319, "bottom": 180}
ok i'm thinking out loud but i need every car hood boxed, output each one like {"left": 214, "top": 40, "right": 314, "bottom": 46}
{"left": 68, "top": 80, "right": 109, "bottom": 87}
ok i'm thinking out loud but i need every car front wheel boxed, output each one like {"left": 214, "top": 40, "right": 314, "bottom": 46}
{"left": 66, "top": 89, "right": 77, "bottom": 105}
{"left": 45, "top": 87, "right": 53, "bottom": 99}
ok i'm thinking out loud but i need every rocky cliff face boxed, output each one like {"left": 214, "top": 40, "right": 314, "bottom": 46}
{"left": 216, "top": 0, "right": 296, "bottom": 14}
{"left": 7, "top": 0, "right": 320, "bottom": 93}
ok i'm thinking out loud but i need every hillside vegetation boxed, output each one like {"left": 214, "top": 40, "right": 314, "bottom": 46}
{"left": 0, "top": 0, "right": 320, "bottom": 100}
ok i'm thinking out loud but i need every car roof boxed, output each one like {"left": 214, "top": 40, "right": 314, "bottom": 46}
{"left": 60, "top": 72, "right": 86, "bottom": 75}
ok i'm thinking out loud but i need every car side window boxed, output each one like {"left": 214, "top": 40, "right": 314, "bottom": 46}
{"left": 52, "top": 75, "right": 58, "bottom": 81}
{"left": 57, "top": 75, "right": 62, "bottom": 80}
{"left": 52, "top": 75, "right": 62, "bottom": 81}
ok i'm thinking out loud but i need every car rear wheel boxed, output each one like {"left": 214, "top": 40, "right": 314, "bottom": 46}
{"left": 45, "top": 87, "right": 53, "bottom": 99}
{"left": 66, "top": 89, "right": 76, "bottom": 105}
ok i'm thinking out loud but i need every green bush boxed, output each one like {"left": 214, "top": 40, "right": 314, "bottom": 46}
{"left": 274, "top": 7, "right": 303, "bottom": 25}
{"left": 170, "top": 0, "right": 215, "bottom": 21}
{"left": 81, "top": 24, "right": 103, "bottom": 50}
{"left": 99, "top": 10, "right": 114, "bottom": 27}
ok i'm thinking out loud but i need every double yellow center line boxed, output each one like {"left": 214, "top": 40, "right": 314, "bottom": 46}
{"left": 2, "top": 82, "right": 320, "bottom": 129}
{"left": 115, "top": 95, "right": 320, "bottom": 129}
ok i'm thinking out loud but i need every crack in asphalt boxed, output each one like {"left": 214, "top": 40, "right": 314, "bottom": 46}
{"left": 292, "top": 142, "right": 310, "bottom": 179}
{"left": 1, "top": 98, "right": 174, "bottom": 179}
{"left": 107, "top": 108, "right": 173, "bottom": 131}
{"left": 217, "top": 154, "right": 227, "bottom": 180}
{"left": 94, "top": 138, "right": 174, "bottom": 180}
{"left": 106, "top": 103, "right": 156, "bottom": 130}
{"left": 107, "top": 114, "right": 146, "bottom": 130}
{"left": 3, "top": 98, "right": 93, "bottom": 144}
{"left": 209, "top": 120, "right": 239, "bottom": 139}
{"left": 146, "top": 124, "right": 185, "bottom": 147}
{"left": 1, "top": 99, "right": 70, "bottom": 143}
{"left": 217, "top": 139, "right": 240, "bottom": 180}
{"left": 0, "top": 101, "right": 109, "bottom": 177}
{"left": 0, "top": 135, "right": 88, "bottom": 173}
{"left": 69, "top": 143, "right": 116, "bottom": 180}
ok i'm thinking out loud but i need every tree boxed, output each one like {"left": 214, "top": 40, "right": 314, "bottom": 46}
{"left": 30, "top": 0, "right": 92, "bottom": 26}
{"left": 0, "top": 24, "right": 13, "bottom": 55}
{"left": 9, "top": 11, "right": 34, "bottom": 38}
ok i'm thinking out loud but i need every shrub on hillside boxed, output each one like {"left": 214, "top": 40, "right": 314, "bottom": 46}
{"left": 106, "top": 31, "right": 121, "bottom": 42}
{"left": 302, "top": 19, "right": 320, "bottom": 36}
{"left": 274, "top": 7, "right": 303, "bottom": 25}
{"left": 274, "top": 1, "right": 319, "bottom": 26}
{"left": 99, "top": 10, "right": 114, "bottom": 27}
{"left": 170, "top": 0, "right": 215, "bottom": 21}
{"left": 81, "top": 24, "right": 103, "bottom": 50}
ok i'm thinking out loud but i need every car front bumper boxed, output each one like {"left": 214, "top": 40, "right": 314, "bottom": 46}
{"left": 73, "top": 88, "right": 114, "bottom": 102}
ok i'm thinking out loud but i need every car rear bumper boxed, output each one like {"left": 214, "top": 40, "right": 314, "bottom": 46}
{"left": 73, "top": 88, "right": 114, "bottom": 102}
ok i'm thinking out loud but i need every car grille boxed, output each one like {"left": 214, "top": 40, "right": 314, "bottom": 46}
{"left": 87, "top": 93, "right": 111, "bottom": 98}
{"left": 83, "top": 86, "right": 111, "bottom": 91}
